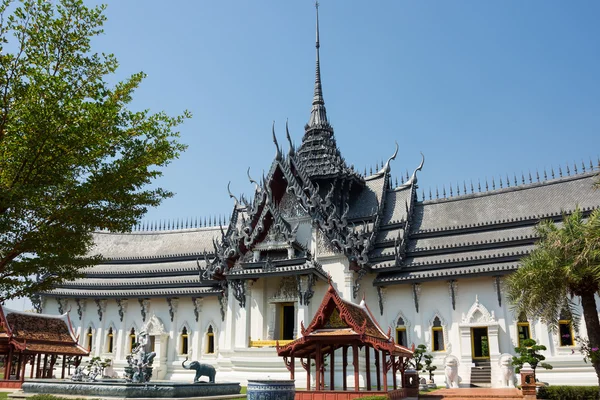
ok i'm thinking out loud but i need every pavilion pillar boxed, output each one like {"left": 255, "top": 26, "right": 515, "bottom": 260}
{"left": 19, "top": 355, "right": 27, "bottom": 382}
{"left": 329, "top": 347, "right": 334, "bottom": 390}
{"left": 35, "top": 353, "right": 42, "bottom": 378}
{"left": 375, "top": 349, "right": 381, "bottom": 390}
{"left": 400, "top": 357, "right": 406, "bottom": 387}
{"left": 290, "top": 356, "right": 295, "bottom": 380}
{"left": 306, "top": 358, "right": 311, "bottom": 391}
{"left": 342, "top": 345, "right": 348, "bottom": 390}
{"left": 391, "top": 355, "right": 397, "bottom": 390}
{"left": 42, "top": 354, "right": 48, "bottom": 378}
{"left": 61, "top": 355, "right": 67, "bottom": 379}
{"left": 15, "top": 353, "right": 22, "bottom": 380}
{"left": 352, "top": 343, "right": 359, "bottom": 391}
{"left": 316, "top": 344, "right": 322, "bottom": 391}
{"left": 365, "top": 346, "right": 371, "bottom": 390}
{"left": 49, "top": 355, "right": 57, "bottom": 378}
{"left": 382, "top": 351, "right": 388, "bottom": 392}
{"left": 29, "top": 354, "right": 35, "bottom": 378}
{"left": 6, "top": 347, "right": 13, "bottom": 380}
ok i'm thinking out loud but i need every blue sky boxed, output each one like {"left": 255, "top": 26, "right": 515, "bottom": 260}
{"left": 94, "top": 0, "right": 599, "bottom": 224}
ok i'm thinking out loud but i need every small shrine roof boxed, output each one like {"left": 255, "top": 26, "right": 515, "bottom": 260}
{"left": 277, "top": 284, "right": 412, "bottom": 358}
{"left": 0, "top": 307, "right": 88, "bottom": 356}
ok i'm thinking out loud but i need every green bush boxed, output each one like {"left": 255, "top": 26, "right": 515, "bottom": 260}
{"left": 354, "top": 396, "right": 387, "bottom": 400}
{"left": 537, "top": 386, "right": 600, "bottom": 400}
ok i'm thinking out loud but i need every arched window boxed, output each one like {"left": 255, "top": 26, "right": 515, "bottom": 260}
{"left": 106, "top": 327, "right": 114, "bottom": 353}
{"left": 129, "top": 328, "right": 136, "bottom": 353}
{"left": 517, "top": 312, "right": 531, "bottom": 347}
{"left": 180, "top": 327, "right": 189, "bottom": 355}
{"left": 396, "top": 317, "right": 407, "bottom": 347}
{"left": 206, "top": 325, "right": 215, "bottom": 354}
{"left": 432, "top": 316, "right": 444, "bottom": 351}
{"left": 86, "top": 327, "right": 93, "bottom": 351}
{"left": 559, "top": 309, "right": 574, "bottom": 346}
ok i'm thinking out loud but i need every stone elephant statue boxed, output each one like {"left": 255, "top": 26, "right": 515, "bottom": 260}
{"left": 182, "top": 358, "right": 216, "bottom": 383}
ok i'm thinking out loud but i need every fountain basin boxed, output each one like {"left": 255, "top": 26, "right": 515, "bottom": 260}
{"left": 22, "top": 379, "right": 241, "bottom": 398}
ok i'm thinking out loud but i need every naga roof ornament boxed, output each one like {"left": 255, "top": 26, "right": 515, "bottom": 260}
{"left": 397, "top": 153, "right": 425, "bottom": 190}
{"left": 272, "top": 121, "right": 282, "bottom": 161}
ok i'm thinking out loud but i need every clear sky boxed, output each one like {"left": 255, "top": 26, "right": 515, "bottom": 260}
{"left": 85, "top": 0, "right": 600, "bottom": 226}
{"left": 60, "top": 0, "right": 600, "bottom": 224}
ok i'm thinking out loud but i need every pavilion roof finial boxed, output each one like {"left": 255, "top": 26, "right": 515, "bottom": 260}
{"left": 308, "top": 0, "right": 328, "bottom": 128}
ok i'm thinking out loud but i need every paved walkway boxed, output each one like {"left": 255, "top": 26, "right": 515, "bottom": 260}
{"left": 420, "top": 388, "right": 523, "bottom": 399}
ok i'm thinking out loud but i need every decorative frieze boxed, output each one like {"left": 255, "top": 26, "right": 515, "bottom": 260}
{"left": 192, "top": 297, "right": 203, "bottom": 322}
{"left": 95, "top": 299, "right": 107, "bottom": 322}
{"left": 167, "top": 297, "right": 179, "bottom": 322}
{"left": 377, "top": 286, "right": 386, "bottom": 316}
{"left": 296, "top": 275, "right": 315, "bottom": 305}
{"left": 75, "top": 298, "right": 85, "bottom": 320}
{"left": 230, "top": 280, "right": 246, "bottom": 308}
{"left": 352, "top": 267, "right": 368, "bottom": 299}
{"left": 116, "top": 299, "right": 128, "bottom": 322}
{"left": 56, "top": 297, "right": 66, "bottom": 315}
{"left": 271, "top": 276, "right": 298, "bottom": 302}
{"left": 412, "top": 283, "right": 421, "bottom": 313}
{"left": 448, "top": 280, "right": 457, "bottom": 310}
{"left": 138, "top": 298, "right": 150, "bottom": 322}
{"left": 217, "top": 292, "right": 226, "bottom": 322}
{"left": 30, "top": 294, "right": 42, "bottom": 314}
{"left": 493, "top": 276, "right": 502, "bottom": 307}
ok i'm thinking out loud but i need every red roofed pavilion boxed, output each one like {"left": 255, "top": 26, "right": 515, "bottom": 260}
{"left": 0, "top": 306, "right": 88, "bottom": 388}
{"left": 277, "top": 283, "right": 413, "bottom": 399}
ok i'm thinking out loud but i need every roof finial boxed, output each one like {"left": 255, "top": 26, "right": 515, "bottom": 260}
{"left": 307, "top": 1, "right": 328, "bottom": 128}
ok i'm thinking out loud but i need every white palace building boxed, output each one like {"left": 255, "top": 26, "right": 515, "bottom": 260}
{"left": 39, "top": 5, "right": 600, "bottom": 389}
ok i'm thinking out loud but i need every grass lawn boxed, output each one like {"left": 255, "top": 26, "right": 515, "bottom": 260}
{"left": 0, "top": 393, "right": 9, "bottom": 400}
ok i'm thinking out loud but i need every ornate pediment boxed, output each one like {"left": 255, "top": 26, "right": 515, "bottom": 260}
{"left": 270, "top": 276, "right": 299, "bottom": 302}
{"left": 461, "top": 296, "right": 496, "bottom": 325}
{"left": 323, "top": 308, "right": 348, "bottom": 329}
{"left": 143, "top": 314, "right": 167, "bottom": 336}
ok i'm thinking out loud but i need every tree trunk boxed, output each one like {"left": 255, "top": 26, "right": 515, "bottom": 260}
{"left": 580, "top": 291, "right": 600, "bottom": 392}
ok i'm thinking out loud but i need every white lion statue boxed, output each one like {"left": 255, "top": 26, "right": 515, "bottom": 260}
{"left": 498, "top": 354, "right": 515, "bottom": 388}
{"left": 444, "top": 355, "right": 460, "bottom": 388}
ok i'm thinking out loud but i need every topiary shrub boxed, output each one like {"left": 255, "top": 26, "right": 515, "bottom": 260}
{"left": 536, "top": 386, "right": 600, "bottom": 400}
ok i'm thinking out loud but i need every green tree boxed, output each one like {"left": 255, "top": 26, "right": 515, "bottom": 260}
{"left": 506, "top": 208, "right": 600, "bottom": 388}
{"left": 0, "top": 0, "right": 188, "bottom": 302}
{"left": 511, "top": 338, "right": 552, "bottom": 381}
{"left": 411, "top": 344, "right": 427, "bottom": 371}
{"left": 422, "top": 352, "right": 437, "bottom": 382}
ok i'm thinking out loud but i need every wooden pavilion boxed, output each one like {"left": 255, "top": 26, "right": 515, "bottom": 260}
{"left": 277, "top": 284, "right": 413, "bottom": 399}
{"left": 0, "top": 306, "right": 88, "bottom": 388}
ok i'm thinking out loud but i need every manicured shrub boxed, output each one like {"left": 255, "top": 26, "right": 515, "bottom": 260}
{"left": 537, "top": 385, "right": 600, "bottom": 399}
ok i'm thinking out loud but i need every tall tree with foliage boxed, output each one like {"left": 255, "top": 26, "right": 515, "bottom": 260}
{"left": 506, "top": 207, "right": 600, "bottom": 388}
{"left": 511, "top": 338, "right": 552, "bottom": 381}
{"left": 0, "top": 0, "right": 189, "bottom": 302}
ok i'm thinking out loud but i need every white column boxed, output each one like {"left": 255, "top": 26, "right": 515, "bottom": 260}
{"left": 193, "top": 298, "right": 203, "bottom": 360}
{"left": 223, "top": 286, "right": 236, "bottom": 351}
{"left": 115, "top": 299, "right": 128, "bottom": 361}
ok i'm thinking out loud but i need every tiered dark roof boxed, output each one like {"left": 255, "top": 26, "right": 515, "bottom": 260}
{"left": 0, "top": 306, "right": 88, "bottom": 355}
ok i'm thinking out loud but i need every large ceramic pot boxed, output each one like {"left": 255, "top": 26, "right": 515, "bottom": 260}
{"left": 247, "top": 380, "right": 295, "bottom": 400}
